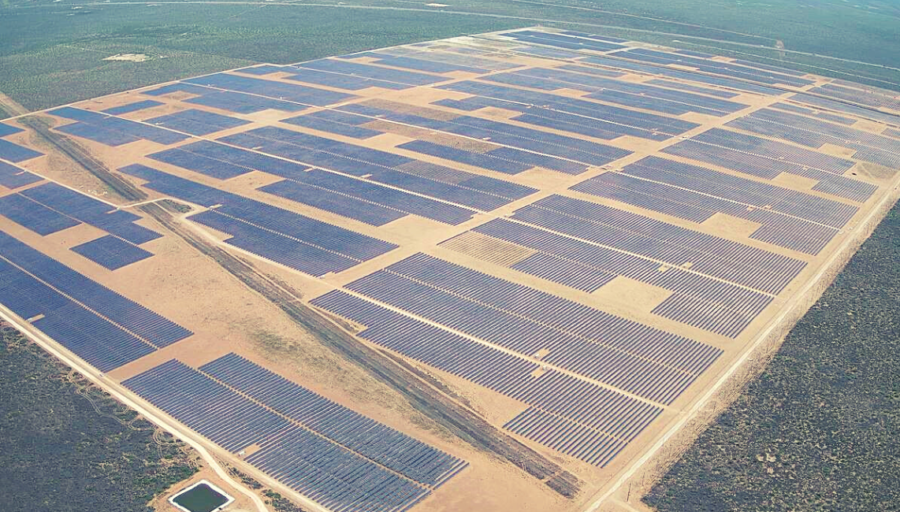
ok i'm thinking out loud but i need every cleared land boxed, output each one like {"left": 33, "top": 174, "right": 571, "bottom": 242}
{"left": 0, "top": 27, "right": 898, "bottom": 512}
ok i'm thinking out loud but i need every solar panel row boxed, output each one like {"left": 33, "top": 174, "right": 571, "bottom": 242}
{"left": 199, "top": 353, "right": 468, "bottom": 487}
{"left": 265, "top": 168, "right": 475, "bottom": 225}
{"left": 790, "top": 94, "right": 900, "bottom": 129}
{"left": 729, "top": 108, "right": 900, "bottom": 169}
{"left": 310, "top": 290, "right": 663, "bottom": 466}
{"left": 49, "top": 106, "right": 188, "bottom": 146}
{"left": 574, "top": 169, "right": 842, "bottom": 255}
{"left": 663, "top": 130, "right": 877, "bottom": 202}
{"left": 340, "top": 101, "right": 631, "bottom": 167}
{"left": 0, "top": 139, "right": 44, "bottom": 163}
{"left": 20, "top": 182, "right": 162, "bottom": 244}
{"left": 71, "top": 235, "right": 153, "bottom": 270}
{"left": 0, "top": 231, "right": 190, "bottom": 362}
{"left": 504, "top": 406, "right": 626, "bottom": 467}
{"left": 482, "top": 68, "right": 748, "bottom": 117}
{"left": 809, "top": 83, "right": 900, "bottom": 112}
{"left": 369, "top": 46, "right": 521, "bottom": 72}
{"left": 520, "top": 195, "right": 805, "bottom": 294}
{"left": 219, "top": 126, "right": 536, "bottom": 211}
{"left": 397, "top": 140, "right": 561, "bottom": 175}
{"left": 102, "top": 100, "right": 164, "bottom": 115}
{"left": 344, "top": 256, "right": 719, "bottom": 403}
{"left": 120, "top": 164, "right": 397, "bottom": 275}
{"left": 145, "top": 109, "right": 250, "bottom": 136}
{"left": 771, "top": 102, "right": 857, "bottom": 126}
{"left": 0, "top": 194, "right": 80, "bottom": 235}
{"left": 645, "top": 79, "right": 741, "bottom": 99}
{"left": 612, "top": 48, "right": 813, "bottom": 88}
{"left": 581, "top": 55, "right": 784, "bottom": 96}
{"left": 184, "top": 73, "right": 356, "bottom": 107}
{"left": 618, "top": 157, "right": 858, "bottom": 228}
{"left": 0, "top": 161, "right": 41, "bottom": 189}
{"left": 296, "top": 59, "right": 447, "bottom": 88}
{"left": 440, "top": 80, "right": 698, "bottom": 139}
{"left": 466, "top": 219, "right": 772, "bottom": 338}
{"left": 123, "top": 360, "right": 431, "bottom": 512}
{"left": 0, "top": 123, "right": 24, "bottom": 138}
{"left": 505, "top": 30, "right": 626, "bottom": 53}
{"left": 340, "top": 51, "right": 489, "bottom": 75}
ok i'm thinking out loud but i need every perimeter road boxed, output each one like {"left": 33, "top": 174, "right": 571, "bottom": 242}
{"left": 583, "top": 175, "right": 900, "bottom": 511}
{"left": 0, "top": 307, "right": 301, "bottom": 512}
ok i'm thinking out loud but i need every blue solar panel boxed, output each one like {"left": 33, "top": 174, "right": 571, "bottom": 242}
{"left": 0, "top": 229, "right": 191, "bottom": 350}
{"left": 259, "top": 179, "right": 407, "bottom": 226}
{"left": 56, "top": 122, "right": 140, "bottom": 146}
{"left": 283, "top": 169, "right": 475, "bottom": 225}
{"left": 0, "top": 194, "right": 80, "bottom": 235}
{"left": 184, "top": 73, "right": 356, "bottom": 107}
{"left": 145, "top": 109, "right": 250, "bottom": 136}
{"left": 71, "top": 235, "right": 153, "bottom": 270}
{"left": 142, "top": 82, "right": 211, "bottom": 97}
{"left": 235, "top": 65, "right": 287, "bottom": 76}
{"left": 0, "top": 123, "right": 24, "bottom": 138}
{"left": 397, "top": 140, "right": 533, "bottom": 174}
{"left": 102, "top": 100, "right": 164, "bottom": 115}
{"left": 0, "top": 161, "right": 41, "bottom": 189}
{"left": 19, "top": 183, "right": 162, "bottom": 245}
{"left": 121, "top": 164, "right": 397, "bottom": 271}
{"left": 123, "top": 358, "right": 442, "bottom": 512}
{"left": 186, "top": 91, "right": 307, "bottom": 114}
{"left": 311, "top": 289, "right": 664, "bottom": 466}
{"left": 284, "top": 68, "right": 398, "bottom": 90}
{"left": 200, "top": 353, "right": 468, "bottom": 487}
{"left": 0, "top": 139, "right": 44, "bottom": 163}
{"left": 298, "top": 59, "right": 446, "bottom": 87}
{"left": 148, "top": 148, "right": 253, "bottom": 180}
{"left": 50, "top": 107, "right": 188, "bottom": 146}
{"left": 282, "top": 113, "right": 382, "bottom": 139}
{"left": 189, "top": 210, "right": 360, "bottom": 276}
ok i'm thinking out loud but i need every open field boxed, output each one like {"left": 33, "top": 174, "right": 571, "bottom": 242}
{"left": 0, "top": 27, "right": 899, "bottom": 512}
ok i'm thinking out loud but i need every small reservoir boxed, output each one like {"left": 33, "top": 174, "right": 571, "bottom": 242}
{"left": 169, "top": 480, "right": 234, "bottom": 512}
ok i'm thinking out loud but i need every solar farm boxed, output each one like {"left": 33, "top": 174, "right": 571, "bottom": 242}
{"left": 1, "top": 27, "right": 899, "bottom": 512}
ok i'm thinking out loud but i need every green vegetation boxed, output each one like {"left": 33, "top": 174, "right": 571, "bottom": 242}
{"left": 0, "top": 323, "right": 198, "bottom": 512}
{"left": 0, "top": 5, "right": 523, "bottom": 115}
{"left": 644, "top": 203, "right": 900, "bottom": 511}
{"left": 3, "top": 0, "right": 900, "bottom": 117}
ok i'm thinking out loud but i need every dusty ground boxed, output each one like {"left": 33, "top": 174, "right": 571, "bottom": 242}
{"left": 1, "top": 27, "right": 899, "bottom": 512}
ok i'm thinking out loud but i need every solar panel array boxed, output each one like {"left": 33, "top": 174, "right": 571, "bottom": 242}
{"left": 50, "top": 106, "right": 188, "bottom": 146}
{"left": 0, "top": 161, "right": 41, "bottom": 189}
{"left": 310, "top": 289, "right": 665, "bottom": 467}
{"left": 123, "top": 356, "right": 467, "bottom": 512}
{"left": 219, "top": 126, "right": 538, "bottom": 211}
{"left": 2, "top": 27, "right": 897, "bottom": 494}
{"left": 728, "top": 108, "right": 900, "bottom": 169}
{"left": 120, "top": 164, "right": 397, "bottom": 276}
{"left": 572, "top": 156, "right": 858, "bottom": 255}
{"left": 663, "top": 128, "right": 877, "bottom": 202}
{"left": 0, "top": 230, "right": 191, "bottom": 371}
{"left": 0, "top": 183, "right": 162, "bottom": 268}
{"left": 71, "top": 235, "right": 153, "bottom": 270}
